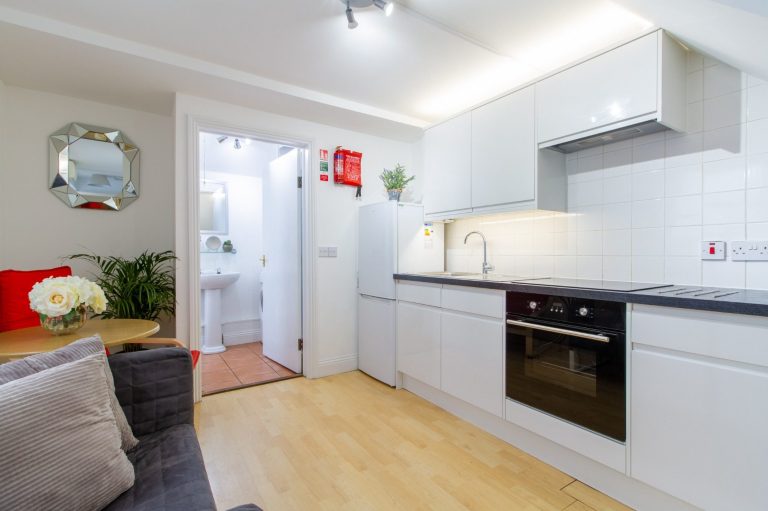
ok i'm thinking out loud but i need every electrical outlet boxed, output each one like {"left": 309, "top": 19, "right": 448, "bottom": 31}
{"left": 701, "top": 241, "right": 726, "bottom": 260}
{"left": 731, "top": 240, "right": 768, "bottom": 261}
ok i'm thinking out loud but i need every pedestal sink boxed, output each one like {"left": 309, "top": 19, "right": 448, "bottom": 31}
{"left": 200, "top": 271, "right": 240, "bottom": 354}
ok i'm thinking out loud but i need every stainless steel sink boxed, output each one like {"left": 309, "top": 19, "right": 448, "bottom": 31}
{"left": 420, "top": 271, "right": 479, "bottom": 277}
{"left": 418, "top": 272, "right": 525, "bottom": 282}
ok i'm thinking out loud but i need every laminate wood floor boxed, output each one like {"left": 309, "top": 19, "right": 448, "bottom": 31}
{"left": 196, "top": 371, "right": 633, "bottom": 511}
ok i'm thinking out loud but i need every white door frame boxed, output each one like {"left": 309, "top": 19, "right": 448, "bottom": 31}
{"left": 183, "top": 115, "right": 315, "bottom": 401}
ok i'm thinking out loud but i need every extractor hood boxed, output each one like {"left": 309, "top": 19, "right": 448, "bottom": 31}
{"left": 549, "top": 120, "right": 668, "bottom": 153}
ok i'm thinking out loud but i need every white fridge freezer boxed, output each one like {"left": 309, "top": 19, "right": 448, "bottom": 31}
{"left": 357, "top": 202, "right": 444, "bottom": 385}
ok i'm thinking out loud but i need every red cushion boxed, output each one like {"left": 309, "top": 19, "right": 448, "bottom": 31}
{"left": 0, "top": 266, "right": 73, "bottom": 332}
{"left": 191, "top": 350, "right": 201, "bottom": 368}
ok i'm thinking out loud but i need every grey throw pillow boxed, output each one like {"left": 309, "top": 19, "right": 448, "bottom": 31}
{"left": 0, "top": 353, "right": 135, "bottom": 511}
{"left": 0, "top": 335, "right": 139, "bottom": 451}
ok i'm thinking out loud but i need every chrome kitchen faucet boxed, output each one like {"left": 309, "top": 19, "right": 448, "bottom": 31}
{"left": 464, "top": 231, "right": 494, "bottom": 274}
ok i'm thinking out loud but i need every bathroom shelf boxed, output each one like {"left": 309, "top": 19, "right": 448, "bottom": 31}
{"left": 201, "top": 249, "right": 237, "bottom": 254}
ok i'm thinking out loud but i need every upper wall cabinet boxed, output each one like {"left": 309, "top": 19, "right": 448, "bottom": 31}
{"left": 471, "top": 86, "right": 535, "bottom": 209}
{"left": 423, "top": 113, "right": 472, "bottom": 216}
{"left": 536, "top": 30, "right": 687, "bottom": 149}
{"left": 424, "top": 86, "right": 565, "bottom": 219}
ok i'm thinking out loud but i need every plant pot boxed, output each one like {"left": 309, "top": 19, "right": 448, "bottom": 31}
{"left": 39, "top": 304, "right": 88, "bottom": 336}
{"left": 387, "top": 190, "right": 402, "bottom": 201}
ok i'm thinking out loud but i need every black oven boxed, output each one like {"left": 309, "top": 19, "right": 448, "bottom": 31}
{"left": 506, "top": 292, "right": 626, "bottom": 442}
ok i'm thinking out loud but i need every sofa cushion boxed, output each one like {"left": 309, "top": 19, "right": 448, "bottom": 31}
{"left": 0, "top": 336, "right": 139, "bottom": 451}
{"left": 0, "top": 265, "right": 72, "bottom": 332}
{"left": 104, "top": 424, "right": 217, "bottom": 511}
{"left": 0, "top": 354, "right": 135, "bottom": 511}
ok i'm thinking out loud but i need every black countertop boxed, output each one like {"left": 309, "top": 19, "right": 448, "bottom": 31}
{"left": 394, "top": 273, "right": 768, "bottom": 317}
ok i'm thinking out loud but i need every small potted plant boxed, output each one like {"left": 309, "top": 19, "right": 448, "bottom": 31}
{"left": 379, "top": 163, "right": 415, "bottom": 201}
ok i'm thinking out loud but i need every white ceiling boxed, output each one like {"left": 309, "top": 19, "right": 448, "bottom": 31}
{"left": 0, "top": 1, "right": 766, "bottom": 141}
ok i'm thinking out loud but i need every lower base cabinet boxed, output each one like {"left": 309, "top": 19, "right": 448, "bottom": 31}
{"left": 396, "top": 302, "right": 441, "bottom": 389}
{"left": 631, "top": 347, "right": 768, "bottom": 511}
{"left": 441, "top": 310, "right": 504, "bottom": 417}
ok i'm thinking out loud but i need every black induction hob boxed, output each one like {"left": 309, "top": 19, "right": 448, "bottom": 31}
{"left": 513, "top": 277, "right": 672, "bottom": 292}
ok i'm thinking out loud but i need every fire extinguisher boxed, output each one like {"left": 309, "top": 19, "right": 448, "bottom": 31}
{"left": 333, "top": 146, "right": 363, "bottom": 187}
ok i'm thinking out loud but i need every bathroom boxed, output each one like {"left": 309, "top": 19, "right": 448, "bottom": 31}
{"left": 198, "top": 131, "right": 303, "bottom": 395}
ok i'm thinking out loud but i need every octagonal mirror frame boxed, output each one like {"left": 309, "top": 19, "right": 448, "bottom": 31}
{"left": 48, "top": 122, "right": 140, "bottom": 211}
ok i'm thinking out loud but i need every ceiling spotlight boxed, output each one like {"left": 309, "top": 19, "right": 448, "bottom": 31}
{"left": 373, "top": 0, "right": 393, "bottom": 16}
{"left": 346, "top": 2, "right": 358, "bottom": 29}
{"left": 234, "top": 138, "right": 242, "bottom": 150}
{"left": 217, "top": 136, "right": 228, "bottom": 144}
{"left": 341, "top": 0, "right": 393, "bottom": 29}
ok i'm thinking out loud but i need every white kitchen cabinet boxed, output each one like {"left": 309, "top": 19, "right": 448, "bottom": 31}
{"left": 471, "top": 86, "right": 535, "bottom": 209}
{"left": 441, "top": 310, "right": 504, "bottom": 417}
{"left": 396, "top": 301, "right": 441, "bottom": 389}
{"left": 630, "top": 305, "right": 768, "bottom": 510}
{"left": 358, "top": 294, "right": 396, "bottom": 386}
{"left": 423, "top": 112, "right": 472, "bottom": 216}
{"left": 536, "top": 30, "right": 686, "bottom": 147}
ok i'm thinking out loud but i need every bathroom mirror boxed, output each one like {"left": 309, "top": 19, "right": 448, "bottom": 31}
{"left": 200, "top": 181, "right": 228, "bottom": 234}
{"left": 48, "top": 122, "right": 140, "bottom": 210}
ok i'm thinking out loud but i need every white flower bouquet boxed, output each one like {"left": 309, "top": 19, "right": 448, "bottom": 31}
{"left": 28, "top": 276, "right": 108, "bottom": 335}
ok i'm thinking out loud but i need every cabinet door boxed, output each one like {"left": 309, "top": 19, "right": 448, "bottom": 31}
{"left": 358, "top": 295, "right": 396, "bottom": 386}
{"left": 396, "top": 301, "right": 441, "bottom": 388}
{"left": 631, "top": 347, "right": 768, "bottom": 510}
{"left": 536, "top": 32, "right": 658, "bottom": 144}
{"left": 471, "top": 87, "right": 535, "bottom": 208}
{"left": 423, "top": 113, "right": 472, "bottom": 215}
{"left": 441, "top": 311, "right": 504, "bottom": 416}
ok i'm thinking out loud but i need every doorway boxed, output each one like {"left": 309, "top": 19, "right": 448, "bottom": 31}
{"left": 196, "top": 130, "right": 304, "bottom": 395}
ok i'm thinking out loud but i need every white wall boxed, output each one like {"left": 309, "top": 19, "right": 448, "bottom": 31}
{"left": 0, "top": 87, "right": 176, "bottom": 334}
{"left": 446, "top": 55, "right": 768, "bottom": 290}
{"left": 175, "top": 94, "right": 416, "bottom": 378}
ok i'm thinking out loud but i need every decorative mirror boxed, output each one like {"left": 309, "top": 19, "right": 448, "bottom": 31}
{"left": 48, "top": 122, "right": 140, "bottom": 210}
{"left": 199, "top": 181, "right": 228, "bottom": 234}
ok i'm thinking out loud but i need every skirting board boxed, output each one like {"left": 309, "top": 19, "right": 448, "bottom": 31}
{"left": 314, "top": 354, "right": 357, "bottom": 378}
{"left": 401, "top": 374, "right": 698, "bottom": 511}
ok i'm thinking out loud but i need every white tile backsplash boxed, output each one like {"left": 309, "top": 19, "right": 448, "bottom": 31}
{"left": 747, "top": 188, "right": 768, "bottom": 222}
{"left": 445, "top": 58, "right": 768, "bottom": 290}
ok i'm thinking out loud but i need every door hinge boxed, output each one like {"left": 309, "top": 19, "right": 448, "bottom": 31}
{"left": 297, "top": 176, "right": 303, "bottom": 188}
{"left": 298, "top": 338, "right": 304, "bottom": 351}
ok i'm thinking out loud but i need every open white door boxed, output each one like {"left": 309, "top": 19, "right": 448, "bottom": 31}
{"left": 261, "top": 148, "right": 302, "bottom": 373}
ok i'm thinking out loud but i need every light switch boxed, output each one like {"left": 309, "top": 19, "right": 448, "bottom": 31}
{"left": 701, "top": 241, "right": 726, "bottom": 260}
{"left": 319, "top": 247, "right": 329, "bottom": 257}
{"left": 731, "top": 240, "right": 768, "bottom": 261}
{"left": 327, "top": 247, "right": 338, "bottom": 257}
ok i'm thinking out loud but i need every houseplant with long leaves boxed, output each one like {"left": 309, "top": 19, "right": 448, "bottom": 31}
{"left": 67, "top": 250, "right": 176, "bottom": 322}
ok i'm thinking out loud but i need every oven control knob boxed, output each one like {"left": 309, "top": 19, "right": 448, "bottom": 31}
{"left": 528, "top": 301, "right": 538, "bottom": 310}
{"left": 578, "top": 306, "right": 590, "bottom": 317}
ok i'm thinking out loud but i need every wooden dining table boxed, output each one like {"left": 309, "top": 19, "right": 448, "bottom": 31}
{"left": 0, "top": 319, "right": 160, "bottom": 360}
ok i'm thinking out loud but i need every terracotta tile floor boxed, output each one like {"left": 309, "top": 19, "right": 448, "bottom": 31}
{"left": 202, "top": 342, "right": 299, "bottom": 395}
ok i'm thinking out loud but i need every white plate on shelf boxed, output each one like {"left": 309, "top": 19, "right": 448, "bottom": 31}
{"left": 205, "top": 235, "right": 222, "bottom": 251}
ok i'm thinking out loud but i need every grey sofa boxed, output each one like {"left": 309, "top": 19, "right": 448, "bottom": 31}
{"left": 105, "top": 348, "right": 261, "bottom": 511}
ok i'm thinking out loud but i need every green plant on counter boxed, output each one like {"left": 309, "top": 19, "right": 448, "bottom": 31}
{"left": 379, "top": 163, "right": 415, "bottom": 192}
{"left": 67, "top": 250, "right": 176, "bottom": 321}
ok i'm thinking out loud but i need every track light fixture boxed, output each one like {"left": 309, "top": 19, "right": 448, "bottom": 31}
{"left": 340, "top": 0, "right": 394, "bottom": 30}
{"left": 233, "top": 138, "right": 242, "bottom": 150}
{"left": 372, "top": 0, "right": 394, "bottom": 16}
{"left": 346, "top": 2, "right": 358, "bottom": 30}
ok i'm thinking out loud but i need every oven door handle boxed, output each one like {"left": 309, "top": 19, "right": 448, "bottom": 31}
{"left": 506, "top": 319, "right": 611, "bottom": 343}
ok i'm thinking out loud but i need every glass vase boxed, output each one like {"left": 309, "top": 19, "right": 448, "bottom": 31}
{"left": 39, "top": 304, "right": 88, "bottom": 336}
